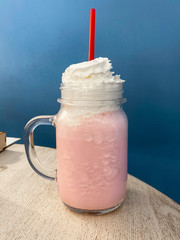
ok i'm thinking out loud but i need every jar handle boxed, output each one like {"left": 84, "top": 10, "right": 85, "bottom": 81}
{"left": 24, "top": 115, "right": 56, "bottom": 180}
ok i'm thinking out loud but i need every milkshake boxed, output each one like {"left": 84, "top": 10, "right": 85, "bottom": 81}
{"left": 24, "top": 9, "right": 128, "bottom": 215}
{"left": 56, "top": 57, "right": 128, "bottom": 213}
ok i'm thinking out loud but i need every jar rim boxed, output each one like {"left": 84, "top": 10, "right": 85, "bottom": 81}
{"left": 59, "top": 82, "right": 126, "bottom": 106}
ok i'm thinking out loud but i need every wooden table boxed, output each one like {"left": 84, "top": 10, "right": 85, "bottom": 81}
{"left": 0, "top": 144, "right": 180, "bottom": 240}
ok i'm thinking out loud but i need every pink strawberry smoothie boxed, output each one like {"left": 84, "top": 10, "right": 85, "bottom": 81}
{"left": 56, "top": 110, "right": 128, "bottom": 210}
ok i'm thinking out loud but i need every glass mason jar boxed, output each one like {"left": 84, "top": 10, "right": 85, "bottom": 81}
{"left": 24, "top": 84, "right": 128, "bottom": 215}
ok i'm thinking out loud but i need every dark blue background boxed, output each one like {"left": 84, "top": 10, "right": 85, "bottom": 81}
{"left": 0, "top": 0, "right": 180, "bottom": 203}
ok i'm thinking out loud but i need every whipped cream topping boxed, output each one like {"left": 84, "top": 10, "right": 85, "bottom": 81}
{"left": 58, "top": 57, "right": 125, "bottom": 125}
{"left": 62, "top": 57, "right": 124, "bottom": 85}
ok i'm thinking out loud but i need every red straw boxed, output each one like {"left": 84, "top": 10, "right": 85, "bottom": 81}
{"left": 88, "top": 8, "right": 96, "bottom": 61}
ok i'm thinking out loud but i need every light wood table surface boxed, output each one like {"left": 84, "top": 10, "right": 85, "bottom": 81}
{"left": 0, "top": 144, "right": 180, "bottom": 240}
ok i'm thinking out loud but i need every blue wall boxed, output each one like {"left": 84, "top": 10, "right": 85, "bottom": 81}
{"left": 0, "top": 0, "right": 180, "bottom": 203}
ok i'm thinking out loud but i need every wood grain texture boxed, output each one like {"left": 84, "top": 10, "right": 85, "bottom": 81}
{"left": 0, "top": 144, "right": 179, "bottom": 240}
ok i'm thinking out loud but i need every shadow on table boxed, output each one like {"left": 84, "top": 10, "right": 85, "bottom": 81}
{"left": 114, "top": 188, "right": 148, "bottom": 215}
{"left": 0, "top": 150, "right": 24, "bottom": 170}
